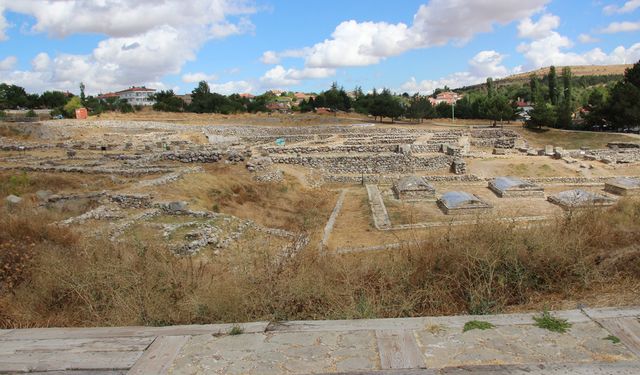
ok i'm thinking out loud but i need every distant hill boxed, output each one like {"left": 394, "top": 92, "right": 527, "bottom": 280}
{"left": 458, "top": 64, "right": 630, "bottom": 92}
{"left": 504, "top": 64, "right": 631, "bottom": 82}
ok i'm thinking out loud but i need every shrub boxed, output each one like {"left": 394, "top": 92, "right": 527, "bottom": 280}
{"left": 26, "top": 109, "right": 37, "bottom": 118}
{"left": 533, "top": 311, "right": 572, "bottom": 333}
{"left": 463, "top": 320, "right": 495, "bottom": 332}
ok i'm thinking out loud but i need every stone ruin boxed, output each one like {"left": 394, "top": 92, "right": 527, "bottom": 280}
{"left": 489, "top": 176, "right": 545, "bottom": 198}
{"left": 437, "top": 191, "right": 493, "bottom": 215}
{"left": 392, "top": 176, "right": 436, "bottom": 200}
{"left": 547, "top": 189, "right": 616, "bottom": 210}
{"left": 604, "top": 177, "right": 640, "bottom": 196}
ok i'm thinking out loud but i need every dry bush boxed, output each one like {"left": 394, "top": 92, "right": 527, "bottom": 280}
{"left": 1, "top": 200, "right": 639, "bottom": 328}
{"left": 0, "top": 171, "right": 119, "bottom": 197}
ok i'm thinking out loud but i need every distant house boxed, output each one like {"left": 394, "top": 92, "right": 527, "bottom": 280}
{"left": 239, "top": 93, "right": 255, "bottom": 101}
{"left": 315, "top": 107, "right": 333, "bottom": 114}
{"left": 429, "top": 91, "right": 463, "bottom": 106}
{"left": 96, "top": 92, "right": 120, "bottom": 101}
{"left": 293, "top": 92, "right": 315, "bottom": 105}
{"left": 98, "top": 86, "right": 156, "bottom": 106}
{"left": 515, "top": 99, "right": 533, "bottom": 120}
{"left": 177, "top": 94, "right": 192, "bottom": 106}
{"left": 266, "top": 101, "right": 291, "bottom": 112}
{"left": 117, "top": 87, "right": 156, "bottom": 106}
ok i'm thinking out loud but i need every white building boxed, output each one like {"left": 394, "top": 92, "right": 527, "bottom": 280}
{"left": 117, "top": 87, "right": 156, "bottom": 106}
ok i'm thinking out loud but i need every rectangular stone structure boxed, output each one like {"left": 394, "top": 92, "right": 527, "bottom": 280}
{"left": 488, "top": 176, "right": 545, "bottom": 198}
{"left": 604, "top": 177, "right": 640, "bottom": 196}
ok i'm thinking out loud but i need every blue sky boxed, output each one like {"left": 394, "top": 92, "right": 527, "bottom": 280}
{"left": 0, "top": 0, "right": 639, "bottom": 95}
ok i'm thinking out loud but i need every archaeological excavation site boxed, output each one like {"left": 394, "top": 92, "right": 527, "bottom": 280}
{"left": 2, "top": 116, "right": 640, "bottom": 328}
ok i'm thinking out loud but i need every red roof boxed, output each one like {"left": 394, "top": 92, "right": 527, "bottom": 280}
{"left": 117, "top": 86, "right": 156, "bottom": 93}
{"left": 97, "top": 92, "right": 120, "bottom": 99}
{"left": 240, "top": 93, "right": 255, "bottom": 99}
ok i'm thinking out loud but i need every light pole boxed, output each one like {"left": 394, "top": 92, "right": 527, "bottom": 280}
{"left": 452, "top": 102, "right": 455, "bottom": 123}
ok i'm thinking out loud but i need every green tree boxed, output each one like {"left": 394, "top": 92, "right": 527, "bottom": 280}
{"left": 548, "top": 66, "right": 559, "bottom": 105}
{"left": 486, "top": 77, "right": 495, "bottom": 98}
{"left": 0, "top": 83, "right": 29, "bottom": 109}
{"left": 79, "top": 82, "right": 86, "bottom": 105}
{"left": 40, "top": 91, "right": 70, "bottom": 109}
{"left": 527, "top": 92, "right": 557, "bottom": 129}
{"left": 188, "top": 81, "right": 212, "bottom": 113}
{"left": 583, "top": 89, "right": 608, "bottom": 128}
{"left": 556, "top": 67, "right": 574, "bottom": 128}
{"left": 406, "top": 95, "right": 434, "bottom": 123}
{"left": 484, "top": 94, "right": 514, "bottom": 125}
{"left": 529, "top": 74, "right": 540, "bottom": 101}
{"left": 600, "top": 60, "right": 640, "bottom": 131}
{"left": 152, "top": 90, "right": 185, "bottom": 112}
{"left": 63, "top": 97, "right": 83, "bottom": 117}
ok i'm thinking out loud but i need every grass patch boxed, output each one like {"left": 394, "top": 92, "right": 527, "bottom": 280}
{"left": 603, "top": 335, "right": 621, "bottom": 344}
{"left": 229, "top": 325, "right": 244, "bottom": 335}
{"left": 533, "top": 311, "right": 572, "bottom": 333}
{"left": 463, "top": 320, "right": 495, "bottom": 332}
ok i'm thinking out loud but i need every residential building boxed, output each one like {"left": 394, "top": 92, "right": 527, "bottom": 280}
{"left": 177, "top": 94, "right": 192, "bottom": 106}
{"left": 98, "top": 86, "right": 156, "bottom": 106}
{"left": 117, "top": 87, "right": 156, "bottom": 106}
{"left": 515, "top": 99, "right": 533, "bottom": 120}
{"left": 429, "top": 91, "right": 463, "bottom": 106}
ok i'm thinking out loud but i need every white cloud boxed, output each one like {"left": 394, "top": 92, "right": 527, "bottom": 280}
{"left": 0, "top": 55, "right": 16, "bottom": 70}
{"left": 604, "top": 0, "right": 640, "bottom": 14}
{"left": 264, "top": 0, "right": 549, "bottom": 78}
{"left": 0, "top": 0, "right": 257, "bottom": 94}
{"left": 0, "top": 4, "right": 8, "bottom": 41}
{"left": 517, "top": 13, "right": 560, "bottom": 39}
{"left": 2, "top": 0, "right": 256, "bottom": 39}
{"left": 600, "top": 21, "right": 640, "bottom": 33}
{"left": 260, "top": 51, "right": 280, "bottom": 64}
{"left": 208, "top": 80, "right": 253, "bottom": 94}
{"left": 400, "top": 50, "right": 515, "bottom": 94}
{"left": 468, "top": 50, "right": 509, "bottom": 77}
{"left": 260, "top": 49, "right": 310, "bottom": 65}
{"left": 260, "top": 65, "right": 335, "bottom": 88}
{"left": 182, "top": 72, "right": 219, "bottom": 83}
{"left": 578, "top": 33, "right": 600, "bottom": 43}
{"left": 517, "top": 14, "right": 640, "bottom": 68}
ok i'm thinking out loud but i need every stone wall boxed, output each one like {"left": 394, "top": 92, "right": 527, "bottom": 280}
{"left": 322, "top": 174, "right": 483, "bottom": 184}
{"left": 270, "top": 154, "right": 453, "bottom": 174}
{"left": 263, "top": 144, "right": 396, "bottom": 154}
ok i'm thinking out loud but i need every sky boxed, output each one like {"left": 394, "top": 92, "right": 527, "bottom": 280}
{"left": 0, "top": 0, "right": 639, "bottom": 96}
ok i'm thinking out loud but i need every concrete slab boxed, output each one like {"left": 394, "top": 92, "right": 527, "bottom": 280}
{"left": 414, "top": 322, "right": 635, "bottom": 369}
{"left": 168, "top": 330, "right": 379, "bottom": 374}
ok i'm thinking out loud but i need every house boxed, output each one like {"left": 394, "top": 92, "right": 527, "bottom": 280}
{"left": 240, "top": 93, "right": 255, "bottom": 101}
{"left": 429, "top": 91, "right": 463, "bottom": 106}
{"left": 97, "top": 92, "right": 120, "bottom": 101}
{"left": 266, "top": 101, "right": 291, "bottom": 112}
{"left": 97, "top": 86, "right": 156, "bottom": 106}
{"left": 293, "top": 92, "right": 315, "bottom": 106}
{"left": 117, "top": 87, "right": 156, "bottom": 106}
{"left": 515, "top": 99, "right": 533, "bottom": 120}
{"left": 177, "top": 94, "right": 192, "bottom": 106}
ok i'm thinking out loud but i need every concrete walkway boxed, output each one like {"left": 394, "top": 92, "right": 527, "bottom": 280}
{"left": 0, "top": 307, "right": 639, "bottom": 374}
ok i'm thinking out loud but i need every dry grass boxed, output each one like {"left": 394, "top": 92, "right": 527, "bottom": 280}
{"left": 0, "top": 171, "right": 120, "bottom": 197}
{"left": 1, "top": 197, "right": 639, "bottom": 328}
{"left": 515, "top": 128, "right": 638, "bottom": 149}
{"left": 152, "top": 164, "right": 336, "bottom": 232}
